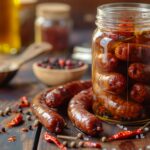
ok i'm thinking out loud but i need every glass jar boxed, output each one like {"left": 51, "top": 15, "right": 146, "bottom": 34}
{"left": 20, "top": 0, "right": 37, "bottom": 47}
{"left": 0, "top": 0, "right": 21, "bottom": 54}
{"left": 92, "top": 3, "right": 150, "bottom": 124}
{"left": 35, "top": 3, "right": 71, "bottom": 53}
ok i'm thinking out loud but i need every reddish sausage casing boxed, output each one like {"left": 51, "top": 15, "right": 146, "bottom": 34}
{"left": 97, "top": 72, "right": 126, "bottom": 94}
{"left": 31, "top": 90, "right": 65, "bottom": 133}
{"left": 45, "top": 80, "right": 92, "bottom": 108}
{"left": 128, "top": 63, "right": 150, "bottom": 83}
{"left": 96, "top": 53, "right": 119, "bottom": 72}
{"left": 130, "top": 83, "right": 150, "bottom": 103}
{"left": 93, "top": 90, "right": 144, "bottom": 120}
{"left": 68, "top": 88, "right": 102, "bottom": 136}
{"left": 115, "top": 43, "right": 150, "bottom": 62}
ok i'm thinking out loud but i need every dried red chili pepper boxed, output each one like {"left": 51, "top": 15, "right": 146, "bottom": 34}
{"left": 44, "top": 132, "right": 67, "bottom": 150}
{"left": 107, "top": 128, "right": 143, "bottom": 142}
{"left": 7, "top": 114, "right": 23, "bottom": 127}
{"left": 19, "top": 96, "right": 30, "bottom": 108}
{"left": 83, "top": 141, "right": 101, "bottom": 148}
{"left": 106, "top": 121, "right": 150, "bottom": 142}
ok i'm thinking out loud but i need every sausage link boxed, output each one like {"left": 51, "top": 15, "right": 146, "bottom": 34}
{"left": 45, "top": 80, "right": 92, "bottom": 108}
{"left": 128, "top": 63, "right": 150, "bottom": 83}
{"left": 115, "top": 43, "right": 150, "bottom": 62}
{"left": 96, "top": 53, "right": 119, "bottom": 72}
{"left": 93, "top": 90, "right": 144, "bottom": 120}
{"left": 31, "top": 90, "right": 65, "bottom": 133}
{"left": 97, "top": 72, "right": 126, "bottom": 94}
{"left": 130, "top": 83, "right": 150, "bottom": 103}
{"left": 68, "top": 88, "right": 103, "bottom": 136}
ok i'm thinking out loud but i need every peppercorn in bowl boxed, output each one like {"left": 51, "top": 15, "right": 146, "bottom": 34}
{"left": 33, "top": 58, "right": 88, "bottom": 86}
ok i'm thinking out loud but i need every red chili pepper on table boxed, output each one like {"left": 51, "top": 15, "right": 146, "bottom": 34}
{"left": 83, "top": 141, "right": 101, "bottom": 148}
{"left": 107, "top": 128, "right": 143, "bottom": 142}
{"left": 106, "top": 121, "right": 150, "bottom": 142}
{"left": 44, "top": 132, "right": 67, "bottom": 150}
{"left": 19, "top": 96, "right": 30, "bottom": 108}
{"left": 7, "top": 114, "right": 23, "bottom": 127}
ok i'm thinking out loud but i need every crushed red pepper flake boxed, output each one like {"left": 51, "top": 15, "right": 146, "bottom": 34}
{"left": 19, "top": 96, "right": 30, "bottom": 108}
{"left": 21, "top": 127, "right": 29, "bottom": 132}
{"left": 8, "top": 136, "right": 16, "bottom": 142}
{"left": 44, "top": 132, "right": 67, "bottom": 150}
{"left": 7, "top": 114, "right": 23, "bottom": 128}
{"left": 83, "top": 141, "right": 102, "bottom": 148}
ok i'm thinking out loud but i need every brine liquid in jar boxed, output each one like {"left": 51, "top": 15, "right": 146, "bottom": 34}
{"left": 92, "top": 3, "right": 150, "bottom": 124}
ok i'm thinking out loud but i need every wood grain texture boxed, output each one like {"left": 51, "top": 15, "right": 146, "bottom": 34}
{"left": 37, "top": 105, "right": 150, "bottom": 150}
{"left": 0, "top": 54, "right": 150, "bottom": 150}
{"left": 0, "top": 58, "right": 45, "bottom": 150}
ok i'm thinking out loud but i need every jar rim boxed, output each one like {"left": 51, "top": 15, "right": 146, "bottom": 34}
{"left": 96, "top": 2, "right": 150, "bottom": 31}
{"left": 97, "top": 2, "right": 150, "bottom": 12}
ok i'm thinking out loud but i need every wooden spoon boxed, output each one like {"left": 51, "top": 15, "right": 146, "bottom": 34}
{"left": 0, "top": 42, "right": 52, "bottom": 85}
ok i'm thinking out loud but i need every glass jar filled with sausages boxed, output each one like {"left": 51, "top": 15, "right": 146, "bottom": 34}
{"left": 92, "top": 3, "right": 150, "bottom": 124}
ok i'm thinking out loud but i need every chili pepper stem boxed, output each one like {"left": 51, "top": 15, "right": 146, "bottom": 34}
{"left": 140, "top": 121, "right": 150, "bottom": 130}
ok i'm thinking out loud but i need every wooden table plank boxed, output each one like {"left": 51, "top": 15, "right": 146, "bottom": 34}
{"left": 0, "top": 58, "right": 46, "bottom": 150}
{"left": 37, "top": 103, "right": 150, "bottom": 150}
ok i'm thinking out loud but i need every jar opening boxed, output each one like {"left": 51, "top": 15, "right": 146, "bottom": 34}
{"left": 96, "top": 3, "right": 150, "bottom": 31}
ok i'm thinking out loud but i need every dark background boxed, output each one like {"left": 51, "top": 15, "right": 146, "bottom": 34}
{"left": 37, "top": 0, "right": 150, "bottom": 29}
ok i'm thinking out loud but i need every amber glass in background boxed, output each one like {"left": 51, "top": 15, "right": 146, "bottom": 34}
{"left": 92, "top": 3, "right": 150, "bottom": 124}
{"left": 0, "top": 0, "right": 21, "bottom": 54}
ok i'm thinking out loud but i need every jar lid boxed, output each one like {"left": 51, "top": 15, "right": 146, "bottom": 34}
{"left": 36, "top": 3, "right": 71, "bottom": 19}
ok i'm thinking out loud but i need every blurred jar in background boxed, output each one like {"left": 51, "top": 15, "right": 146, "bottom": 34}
{"left": 35, "top": 3, "right": 72, "bottom": 54}
{"left": 20, "top": 0, "right": 37, "bottom": 47}
{"left": 0, "top": 0, "right": 21, "bottom": 54}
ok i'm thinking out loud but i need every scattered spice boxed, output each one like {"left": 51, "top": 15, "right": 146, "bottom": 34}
{"left": 26, "top": 115, "right": 31, "bottom": 121}
{"left": 8, "top": 136, "right": 16, "bottom": 142}
{"left": 77, "top": 141, "right": 83, "bottom": 148}
{"left": 69, "top": 141, "right": 76, "bottom": 148}
{"left": 18, "top": 108, "right": 23, "bottom": 113}
{"left": 0, "top": 127, "right": 6, "bottom": 133}
{"left": 101, "top": 136, "right": 107, "bottom": 142}
{"left": 62, "top": 141, "right": 67, "bottom": 146}
{"left": 25, "top": 111, "right": 32, "bottom": 115}
{"left": 0, "top": 110, "right": 4, "bottom": 116}
{"left": 28, "top": 125, "right": 32, "bottom": 130}
{"left": 7, "top": 114, "right": 23, "bottom": 128}
{"left": 21, "top": 127, "right": 29, "bottom": 132}
{"left": 144, "top": 127, "right": 149, "bottom": 132}
{"left": 33, "top": 119, "right": 39, "bottom": 127}
{"left": 4, "top": 107, "right": 11, "bottom": 115}
{"left": 83, "top": 141, "right": 102, "bottom": 148}
{"left": 44, "top": 132, "right": 67, "bottom": 150}
{"left": 19, "top": 96, "right": 30, "bottom": 108}
{"left": 76, "top": 133, "right": 83, "bottom": 139}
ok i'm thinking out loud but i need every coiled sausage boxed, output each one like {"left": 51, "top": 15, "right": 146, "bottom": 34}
{"left": 68, "top": 88, "right": 103, "bottom": 136}
{"left": 93, "top": 90, "right": 144, "bottom": 120}
{"left": 130, "top": 83, "right": 150, "bottom": 103}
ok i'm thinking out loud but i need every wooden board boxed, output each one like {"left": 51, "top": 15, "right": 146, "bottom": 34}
{"left": 0, "top": 81, "right": 43, "bottom": 150}
{"left": 0, "top": 58, "right": 45, "bottom": 150}
{"left": 37, "top": 106, "right": 150, "bottom": 150}
{"left": 0, "top": 55, "right": 150, "bottom": 150}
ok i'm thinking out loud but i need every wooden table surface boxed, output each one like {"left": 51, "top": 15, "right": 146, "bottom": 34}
{"left": 0, "top": 55, "right": 150, "bottom": 150}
